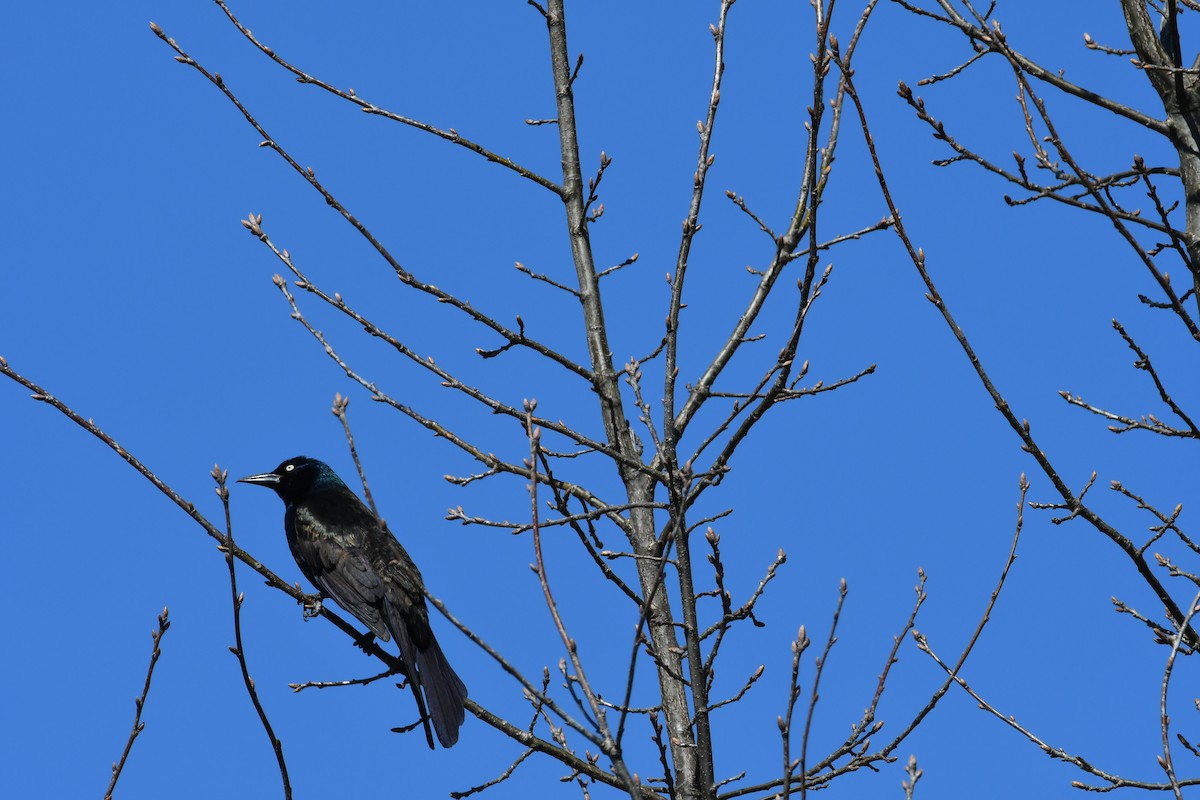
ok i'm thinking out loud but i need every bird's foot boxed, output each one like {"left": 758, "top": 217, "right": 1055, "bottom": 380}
{"left": 354, "top": 631, "right": 377, "bottom": 654}
{"left": 300, "top": 594, "right": 324, "bottom": 620}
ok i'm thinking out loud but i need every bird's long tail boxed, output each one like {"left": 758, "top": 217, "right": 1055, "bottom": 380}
{"left": 418, "top": 636, "right": 468, "bottom": 748}
{"left": 388, "top": 621, "right": 436, "bottom": 749}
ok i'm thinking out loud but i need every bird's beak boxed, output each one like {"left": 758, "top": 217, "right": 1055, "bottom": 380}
{"left": 237, "top": 471, "right": 281, "bottom": 487}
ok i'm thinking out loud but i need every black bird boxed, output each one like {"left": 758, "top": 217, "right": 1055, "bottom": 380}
{"left": 239, "top": 456, "right": 467, "bottom": 748}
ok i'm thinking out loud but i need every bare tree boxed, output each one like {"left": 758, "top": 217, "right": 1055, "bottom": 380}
{"left": 5, "top": 1, "right": 1199, "bottom": 799}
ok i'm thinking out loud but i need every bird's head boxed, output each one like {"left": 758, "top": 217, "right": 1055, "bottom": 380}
{"left": 237, "top": 456, "right": 346, "bottom": 503}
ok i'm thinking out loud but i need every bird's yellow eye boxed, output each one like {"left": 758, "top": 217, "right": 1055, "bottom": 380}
{"left": 285, "top": 464, "right": 295, "bottom": 472}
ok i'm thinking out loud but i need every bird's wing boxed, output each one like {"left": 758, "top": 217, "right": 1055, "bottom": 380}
{"left": 291, "top": 503, "right": 391, "bottom": 641}
{"left": 373, "top": 534, "right": 435, "bottom": 649}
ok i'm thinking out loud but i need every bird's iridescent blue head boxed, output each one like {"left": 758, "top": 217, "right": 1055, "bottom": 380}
{"left": 237, "top": 456, "right": 347, "bottom": 504}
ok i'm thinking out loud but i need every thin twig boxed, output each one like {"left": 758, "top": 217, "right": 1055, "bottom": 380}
{"left": 800, "top": 579, "right": 847, "bottom": 800}
{"left": 901, "top": 755, "right": 923, "bottom": 800}
{"left": 103, "top": 607, "right": 170, "bottom": 800}
{"left": 1110, "top": 479, "right": 1196, "bottom": 558}
{"left": 707, "top": 665, "right": 764, "bottom": 712}
{"left": 451, "top": 749, "right": 535, "bottom": 799}
{"left": 331, "top": 393, "right": 378, "bottom": 515}
{"left": 516, "top": 261, "right": 582, "bottom": 298}
{"left": 664, "top": 0, "right": 739, "bottom": 469}
{"left": 1158, "top": 590, "right": 1200, "bottom": 799}
{"left": 289, "top": 668, "right": 397, "bottom": 693}
{"left": 214, "top": 466, "right": 292, "bottom": 798}
{"left": 779, "top": 623, "right": 811, "bottom": 800}
{"left": 701, "top": 544, "right": 786, "bottom": 675}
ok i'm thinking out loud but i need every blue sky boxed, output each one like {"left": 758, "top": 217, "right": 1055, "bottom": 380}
{"left": 2, "top": 2, "right": 1197, "bottom": 798}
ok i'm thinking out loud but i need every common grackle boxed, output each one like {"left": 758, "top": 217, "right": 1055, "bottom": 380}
{"left": 238, "top": 456, "right": 467, "bottom": 748}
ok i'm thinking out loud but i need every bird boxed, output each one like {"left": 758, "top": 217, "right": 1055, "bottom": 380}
{"left": 238, "top": 456, "right": 467, "bottom": 748}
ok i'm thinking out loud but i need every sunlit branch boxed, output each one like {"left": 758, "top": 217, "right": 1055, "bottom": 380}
{"left": 212, "top": 0, "right": 561, "bottom": 194}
